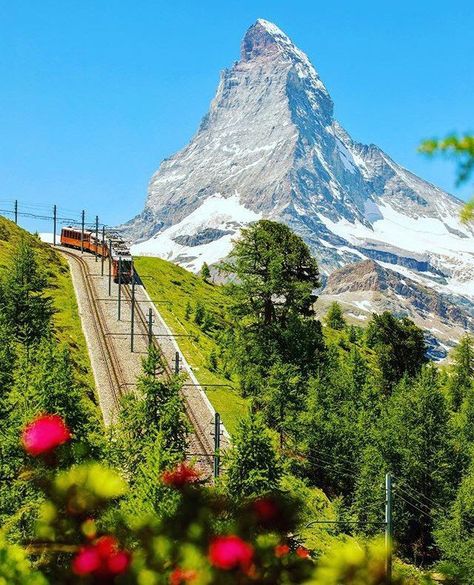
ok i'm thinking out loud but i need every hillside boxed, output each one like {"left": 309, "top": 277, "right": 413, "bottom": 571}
{"left": 0, "top": 217, "right": 96, "bottom": 399}
{"left": 134, "top": 256, "right": 248, "bottom": 434}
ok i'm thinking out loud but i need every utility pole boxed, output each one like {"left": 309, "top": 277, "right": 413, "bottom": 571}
{"left": 117, "top": 257, "right": 122, "bottom": 320}
{"left": 174, "top": 351, "right": 180, "bottom": 375}
{"left": 14, "top": 200, "right": 18, "bottom": 224}
{"left": 53, "top": 204, "right": 57, "bottom": 246}
{"left": 95, "top": 215, "right": 99, "bottom": 261}
{"left": 385, "top": 472, "right": 393, "bottom": 585}
{"left": 108, "top": 239, "right": 112, "bottom": 296}
{"left": 130, "top": 273, "right": 135, "bottom": 352}
{"left": 213, "top": 412, "right": 221, "bottom": 479}
{"left": 81, "top": 210, "right": 85, "bottom": 253}
{"left": 101, "top": 225, "right": 105, "bottom": 276}
{"left": 148, "top": 308, "right": 153, "bottom": 348}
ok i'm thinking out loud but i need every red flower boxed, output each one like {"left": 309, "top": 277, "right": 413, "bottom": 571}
{"left": 252, "top": 497, "right": 279, "bottom": 522}
{"left": 209, "top": 535, "right": 254, "bottom": 571}
{"left": 22, "top": 414, "right": 71, "bottom": 456}
{"left": 72, "top": 547, "right": 101, "bottom": 575}
{"left": 162, "top": 462, "right": 199, "bottom": 488}
{"left": 72, "top": 535, "right": 131, "bottom": 577}
{"left": 296, "top": 546, "right": 310, "bottom": 559}
{"left": 274, "top": 544, "right": 290, "bottom": 558}
{"left": 169, "top": 568, "right": 197, "bottom": 585}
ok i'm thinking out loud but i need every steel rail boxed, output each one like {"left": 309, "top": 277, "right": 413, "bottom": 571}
{"left": 60, "top": 249, "right": 125, "bottom": 411}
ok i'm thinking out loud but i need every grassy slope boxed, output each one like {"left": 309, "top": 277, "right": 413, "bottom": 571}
{"left": 134, "top": 257, "right": 248, "bottom": 435}
{"left": 0, "top": 217, "right": 96, "bottom": 400}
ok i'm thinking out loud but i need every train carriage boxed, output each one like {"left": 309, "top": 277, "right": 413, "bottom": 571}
{"left": 60, "top": 227, "right": 92, "bottom": 250}
{"left": 60, "top": 226, "right": 134, "bottom": 283}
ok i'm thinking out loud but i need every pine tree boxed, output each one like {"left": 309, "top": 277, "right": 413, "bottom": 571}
{"left": 325, "top": 302, "right": 346, "bottom": 330}
{"left": 0, "top": 320, "right": 15, "bottom": 399}
{"left": 448, "top": 335, "right": 474, "bottom": 411}
{"left": 226, "top": 413, "right": 281, "bottom": 498}
{"left": 377, "top": 366, "right": 457, "bottom": 563}
{"left": 194, "top": 301, "right": 205, "bottom": 326}
{"left": 200, "top": 262, "right": 211, "bottom": 282}
{"left": 184, "top": 301, "right": 192, "bottom": 321}
{"left": 222, "top": 220, "right": 320, "bottom": 326}
{"left": 366, "top": 312, "right": 427, "bottom": 392}
{"left": 0, "top": 239, "right": 53, "bottom": 346}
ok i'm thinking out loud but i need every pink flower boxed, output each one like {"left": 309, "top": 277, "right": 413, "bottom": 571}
{"left": 252, "top": 497, "right": 279, "bottom": 522}
{"left": 72, "top": 547, "right": 101, "bottom": 575}
{"left": 71, "top": 535, "right": 131, "bottom": 577}
{"left": 22, "top": 414, "right": 71, "bottom": 456}
{"left": 274, "top": 544, "right": 290, "bottom": 558}
{"left": 169, "top": 568, "right": 197, "bottom": 584}
{"left": 162, "top": 463, "right": 200, "bottom": 488}
{"left": 208, "top": 535, "right": 254, "bottom": 571}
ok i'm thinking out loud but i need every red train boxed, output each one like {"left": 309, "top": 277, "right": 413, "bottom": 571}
{"left": 60, "top": 226, "right": 133, "bottom": 283}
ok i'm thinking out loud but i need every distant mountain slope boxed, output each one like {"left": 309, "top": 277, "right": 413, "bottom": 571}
{"left": 125, "top": 18, "right": 474, "bottom": 343}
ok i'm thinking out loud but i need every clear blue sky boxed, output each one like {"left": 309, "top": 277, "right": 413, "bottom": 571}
{"left": 1, "top": 0, "right": 473, "bottom": 233}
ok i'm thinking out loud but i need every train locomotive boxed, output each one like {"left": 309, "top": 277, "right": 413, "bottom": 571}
{"left": 60, "top": 226, "right": 133, "bottom": 283}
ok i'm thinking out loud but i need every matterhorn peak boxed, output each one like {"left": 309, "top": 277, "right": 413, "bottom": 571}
{"left": 126, "top": 18, "right": 474, "bottom": 352}
{"left": 242, "top": 18, "right": 309, "bottom": 65}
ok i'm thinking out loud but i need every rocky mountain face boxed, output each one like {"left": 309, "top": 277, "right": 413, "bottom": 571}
{"left": 318, "top": 260, "right": 474, "bottom": 358}
{"left": 125, "top": 18, "right": 474, "bottom": 352}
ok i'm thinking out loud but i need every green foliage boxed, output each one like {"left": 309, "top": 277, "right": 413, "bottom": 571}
{"left": 108, "top": 347, "right": 189, "bottom": 483}
{"left": 435, "top": 458, "right": 474, "bottom": 584}
{"left": 200, "top": 261, "right": 211, "bottom": 282}
{"left": 184, "top": 300, "right": 192, "bottom": 320}
{"left": 0, "top": 238, "right": 53, "bottom": 346}
{"left": 366, "top": 312, "right": 427, "bottom": 392}
{"left": 194, "top": 300, "right": 206, "bottom": 326}
{"left": 355, "top": 367, "right": 458, "bottom": 564}
{"left": 419, "top": 134, "right": 474, "bottom": 187}
{"left": 419, "top": 133, "right": 474, "bottom": 223}
{"left": 0, "top": 534, "right": 47, "bottom": 585}
{"left": 222, "top": 220, "right": 320, "bottom": 326}
{"left": 310, "top": 539, "right": 404, "bottom": 585}
{"left": 325, "top": 302, "right": 346, "bottom": 330}
{"left": 447, "top": 334, "right": 474, "bottom": 411}
{"left": 226, "top": 414, "right": 282, "bottom": 498}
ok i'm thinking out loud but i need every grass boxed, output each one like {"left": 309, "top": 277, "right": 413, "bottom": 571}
{"left": 0, "top": 216, "right": 96, "bottom": 400}
{"left": 134, "top": 256, "right": 248, "bottom": 435}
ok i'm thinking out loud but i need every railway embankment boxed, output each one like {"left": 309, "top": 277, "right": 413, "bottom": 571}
{"left": 62, "top": 247, "right": 228, "bottom": 472}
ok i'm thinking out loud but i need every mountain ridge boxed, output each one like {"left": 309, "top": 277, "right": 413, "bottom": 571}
{"left": 124, "top": 18, "right": 474, "bottom": 348}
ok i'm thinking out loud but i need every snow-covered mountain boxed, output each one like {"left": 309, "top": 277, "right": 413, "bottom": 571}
{"left": 126, "top": 18, "right": 474, "bottom": 343}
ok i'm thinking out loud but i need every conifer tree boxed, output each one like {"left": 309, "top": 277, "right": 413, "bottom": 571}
{"left": 366, "top": 312, "right": 427, "bottom": 392}
{"left": 376, "top": 366, "right": 457, "bottom": 563}
{"left": 200, "top": 262, "right": 211, "bottom": 282}
{"left": 0, "top": 239, "right": 53, "bottom": 347}
{"left": 226, "top": 413, "right": 281, "bottom": 498}
{"left": 325, "top": 301, "right": 346, "bottom": 330}
{"left": 448, "top": 335, "right": 474, "bottom": 411}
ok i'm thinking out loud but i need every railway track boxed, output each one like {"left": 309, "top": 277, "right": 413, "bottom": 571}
{"left": 61, "top": 246, "right": 215, "bottom": 474}
{"left": 60, "top": 249, "right": 125, "bottom": 412}
{"left": 121, "top": 281, "right": 215, "bottom": 472}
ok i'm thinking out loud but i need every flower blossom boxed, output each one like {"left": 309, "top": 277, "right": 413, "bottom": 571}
{"left": 209, "top": 535, "right": 254, "bottom": 571}
{"left": 22, "top": 414, "right": 71, "bottom": 456}
{"left": 162, "top": 462, "right": 200, "bottom": 488}
{"left": 274, "top": 544, "right": 290, "bottom": 558}
{"left": 72, "top": 535, "right": 130, "bottom": 577}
